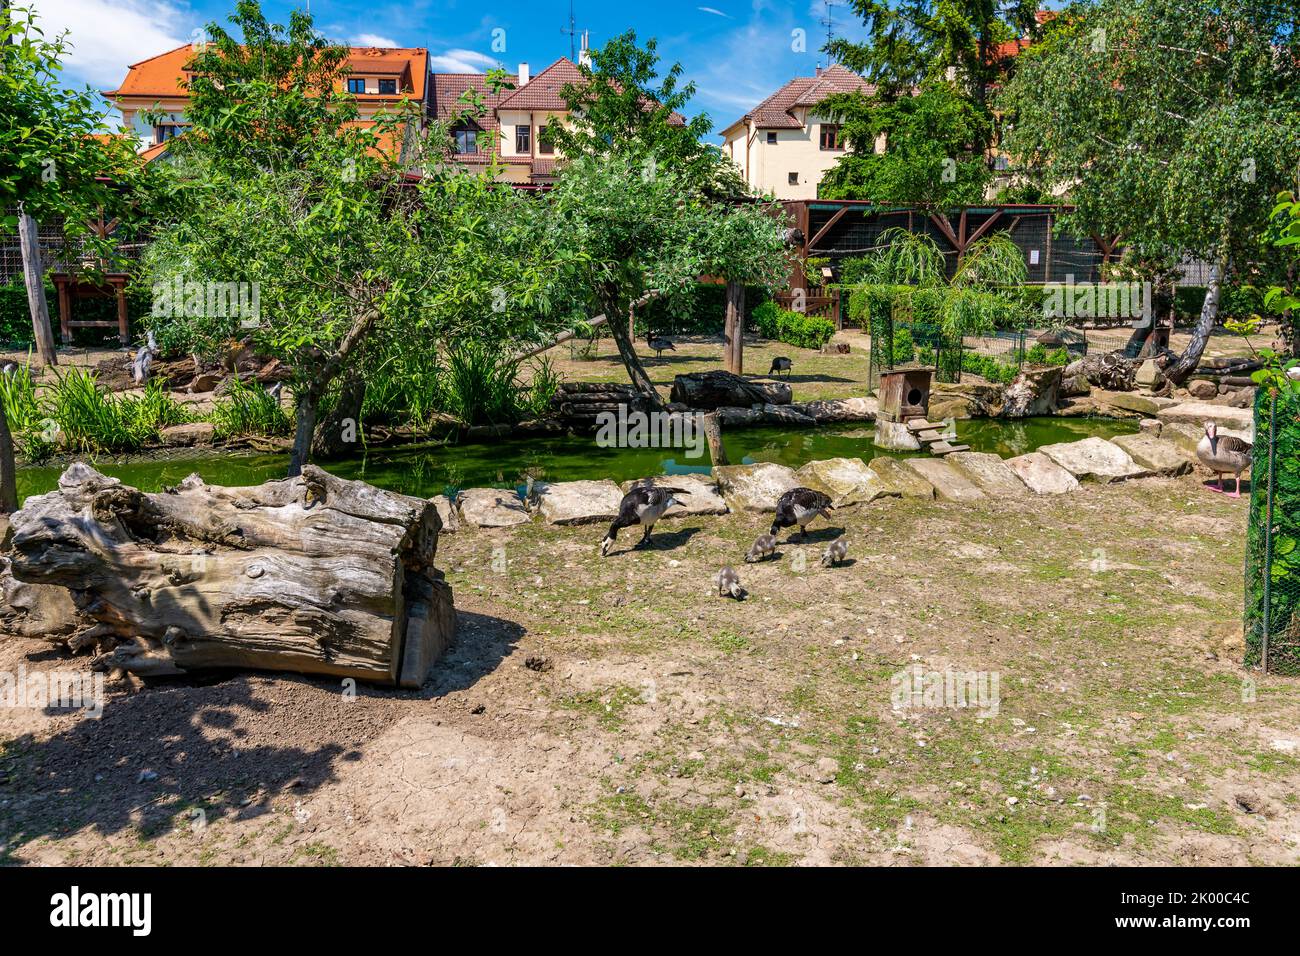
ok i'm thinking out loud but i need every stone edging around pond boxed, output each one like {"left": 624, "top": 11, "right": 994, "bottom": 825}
{"left": 439, "top": 427, "right": 1213, "bottom": 531}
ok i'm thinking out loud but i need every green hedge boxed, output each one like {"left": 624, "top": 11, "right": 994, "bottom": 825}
{"left": 0, "top": 276, "right": 152, "bottom": 349}
{"left": 1246, "top": 388, "right": 1300, "bottom": 674}
{"left": 1174, "top": 284, "right": 1265, "bottom": 320}
{"left": 751, "top": 300, "right": 837, "bottom": 350}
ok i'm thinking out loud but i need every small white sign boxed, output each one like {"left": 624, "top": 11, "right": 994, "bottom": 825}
{"left": 1029, "top": 250, "right": 1040, "bottom": 265}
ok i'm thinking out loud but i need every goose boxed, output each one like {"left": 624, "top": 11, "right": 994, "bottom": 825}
{"left": 132, "top": 330, "right": 160, "bottom": 385}
{"left": 716, "top": 566, "right": 746, "bottom": 599}
{"left": 821, "top": 538, "right": 848, "bottom": 567}
{"left": 768, "top": 356, "right": 793, "bottom": 378}
{"left": 744, "top": 532, "right": 778, "bottom": 563}
{"left": 267, "top": 381, "right": 284, "bottom": 403}
{"left": 771, "top": 487, "right": 834, "bottom": 542}
{"left": 646, "top": 333, "right": 675, "bottom": 360}
{"left": 1287, "top": 367, "right": 1300, "bottom": 382}
{"left": 1196, "top": 420, "right": 1253, "bottom": 498}
{"left": 2, "top": 363, "right": 16, "bottom": 377}
{"left": 600, "top": 484, "right": 690, "bottom": 556}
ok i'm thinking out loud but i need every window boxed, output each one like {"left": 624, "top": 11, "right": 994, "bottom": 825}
{"left": 788, "top": 172, "right": 799, "bottom": 185}
{"left": 153, "top": 123, "right": 187, "bottom": 144}
{"left": 453, "top": 127, "right": 478, "bottom": 154}
{"left": 819, "top": 123, "right": 843, "bottom": 150}
{"left": 538, "top": 129, "right": 555, "bottom": 155}
{"left": 766, "top": 131, "right": 778, "bottom": 145}
{"left": 515, "top": 125, "right": 531, "bottom": 154}
{"left": 378, "top": 78, "right": 397, "bottom": 95}
{"left": 347, "top": 78, "right": 366, "bottom": 94}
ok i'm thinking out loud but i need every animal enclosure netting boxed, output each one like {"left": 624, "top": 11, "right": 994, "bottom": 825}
{"left": 1245, "top": 387, "right": 1300, "bottom": 674}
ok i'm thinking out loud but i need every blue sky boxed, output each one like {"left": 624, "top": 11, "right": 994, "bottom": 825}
{"left": 39, "top": 0, "right": 869, "bottom": 135}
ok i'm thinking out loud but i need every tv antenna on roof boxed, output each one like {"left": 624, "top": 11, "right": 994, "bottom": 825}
{"left": 561, "top": 0, "right": 578, "bottom": 61}
{"left": 820, "top": 0, "right": 840, "bottom": 68}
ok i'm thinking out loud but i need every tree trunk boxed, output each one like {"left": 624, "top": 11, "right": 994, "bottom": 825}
{"left": 17, "top": 208, "right": 58, "bottom": 367}
{"left": 0, "top": 399, "right": 16, "bottom": 514}
{"left": 288, "top": 389, "right": 320, "bottom": 477}
{"left": 724, "top": 281, "right": 745, "bottom": 374}
{"left": 602, "top": 290, "right": 662, "bottom": 408}
{"left": 313, "top": 370, "right": 366, "bottom": 458}
{"left": 1164, "top": 259, "right": 1225, "bottom": 386}
{"left": 701, "top": 411, "right": 729, "bottom": 466}
{"left": 669, "top": 369, "right": 792, "bottom": 409}
{"left": 1, "top": 463, "right": 456, "bottom": 686}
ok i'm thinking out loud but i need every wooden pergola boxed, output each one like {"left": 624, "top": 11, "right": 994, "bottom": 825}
{"left": 52, "top": 272, "right": 131, "bottom": 345}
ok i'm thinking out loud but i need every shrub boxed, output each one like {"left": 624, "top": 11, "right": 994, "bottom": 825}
{"left": 636, "top": 282, "right": 771, "bottom": 337}
{"left": 751, "top": 301, "right": 836, "bottom": 350}
{"left": 960, "top": 352, "right": 1020, "bottom": 384}
{"left": 1024, "top": 343, "right": 1070, "bottom": 366}
{"left": 1246, "top": 388, "right": 1300, "bottom": 673}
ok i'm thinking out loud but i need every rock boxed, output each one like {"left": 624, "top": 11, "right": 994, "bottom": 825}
{"left": 760, "top": 403, "right": 816, "bottom": 426}
{"left": 794, "top": 457, "right": 890, "bottom": 507}
{"left": 1187, "top": 379, "right": 1219, "bottom": 399}
{"left": 1134, "top": 359, "right": 1164, "bottom": 389}
{"left": 621, "top": 475, "right": 728, "bottom": 516}
{"left": 713, "top": 462, "right": 800, "bottom": 512}
{"left": 1223, "top": 386, "right": 1255, "bottom": 409}
{"left": 928, "top": 394, "right": 983, "bottom": 420}
{"left": 814, "top": 757, "right": 839, "bottom": 784}
{"left": 874, "top": 419, "right": 922, "bottom": 451}
{"left": 1001, "top": 366, "right": 1062, "bottom": 418}
{"left": 933, "top": 381, "right": 1003, "bottom": 418}
{"left": 159, "top": 422, "right": 216, "bottom": 447}
{"left": 788, "top": 396, "right": 877, "bottom": 423}
{"left": 715, "top": 406, "right": 763, "bottom": 427}
{"left": 432, "top": 495, "right": 460, "bottom": 533}
{"left": 867, "top": 457, "right": 935, "bottom": 498}
{"left": 1095, "top": 390, "right": 1174, "bottom": 417}
{"left": 1006, "top": 452, "right": 1080, "bottom": 495}
{"left": 1139, "top": 418, "right": 1162, "bottom": 436}
{"left": 535, "top": 479, "right": 625, "bottom": 525}
{"left": 458, "top": 488, "right": 531, "bottom": 527}
{"left": 467, "top": 423, "right": 512, "bottom": 440}
{"left": 1157, "top": 401, "right": 1254, "bottom": 436}
{"left": 1038, "top": 437, "right": 1146, "bottom": 482}
{"left": 1059, "top": 360, "right": 1092, "bottom": 397}
{"left": 903, "top": 458, "right": 986, "bottom": 502}
{"left": 1110, "top": 433, "right": 1193, "bottom": 477}
{"left": 946, "top": 451, "right": 1029, "bottom": 497}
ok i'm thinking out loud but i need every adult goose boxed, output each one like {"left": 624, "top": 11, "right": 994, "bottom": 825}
{"left": 646, "top": 333, "right": 676, "bottom": 359}
{"left": 770, "top": 487, "right": 834, "bottom": 541}
{"left": 600, "top": 484, "right": 689, "bottom": 556}
{"left": 768, "top": 356, "right": 793, "bottom": 378}
{"left": 1196, "top": 420, "right": 1253, "bottom": 498}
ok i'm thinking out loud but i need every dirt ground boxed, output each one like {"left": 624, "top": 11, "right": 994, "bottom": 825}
{"left": 2, "top": 471, "right": 1297, "bottom": 866}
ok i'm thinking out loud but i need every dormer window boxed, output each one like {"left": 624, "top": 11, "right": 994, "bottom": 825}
{"left": 153, "top": 123, "right": 188, "bottom": 145}
{"left": 347, "top": 78, "right": 366, "bottom": 94}
{"left": 452, "top": 124, "right": 479, "bottom": 154}
{"left": 378, "top": 78, "right": 397, "bottom": 95}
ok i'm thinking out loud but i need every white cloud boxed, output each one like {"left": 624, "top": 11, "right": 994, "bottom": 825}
{"left": 428, "top": 48, "right": 501, "bottom": 73}
{"left": 36, "top": 0, "right": 193, "bottom": 90}
{"left": 353, "top": 33, "right": 399, "bottom": 48}
{"left": 698, "top": 6, "right": 732, "bottom": 17}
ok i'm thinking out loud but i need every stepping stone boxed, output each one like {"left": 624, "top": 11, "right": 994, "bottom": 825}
{"left": 1157, "top": 400, "right": 1254, "bottom": 435}
{"left": 794, "top": 457, "right": 889, "bottom": 507}
{"left": 903, "top": 458, "right": 986, "bottom": 502}
{"left": 947, "top": 451, "right": 1030, "bottom": 497}
{"left": 1110, "top": 433, "right": 1193, "bottom": 477}
{"left": 458, "top": 487, "right": 531, "bottom": 528}
{"left": 535, "top": 479, "right": 625, "bottom": 525}
{"left": 1037, "top": 436, "right": 1146, "bottom": 483}
{"left": 432, "top": 494, "right": 460, "bottom": 533}
{"left": 620, "top": 474, "right": 728, "bottom": 516}
{"left": 713, "top": 462, "right": 800, "bottom": 512}
{"left": 916, "top": 429, "right": 944, "bottom": 442}
{"left": 867, "top": 456, "right": 935, "bottom": 499}
{"left": 1007, "top": 452, "right": 1080, "bottom": 495}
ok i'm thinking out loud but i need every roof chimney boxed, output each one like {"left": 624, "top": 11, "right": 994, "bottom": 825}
{"left": 579, "top": 31, "right": 592, "bottom": 68}
{"left": 518, "top": 62, "right": 530, "bottom": 85}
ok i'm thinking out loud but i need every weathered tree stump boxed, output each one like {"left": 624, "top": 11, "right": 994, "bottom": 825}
{"left": 669, "top": 370, "right": 792, "bottom": 410}
{"left": 1, "top": 463, "right": 455, "bottom": 687}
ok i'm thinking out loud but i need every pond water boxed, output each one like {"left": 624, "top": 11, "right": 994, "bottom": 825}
{"left": 13, "top": 415, "right": 1138, "bottom": 504}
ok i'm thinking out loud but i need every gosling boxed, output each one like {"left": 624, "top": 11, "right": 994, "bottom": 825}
{"left": 716, "top": 566, "right": 747, "bottom": 600}
{"left": 821, "top": 538, "right": 848, "bottom": 567}
{"left": 744, "top": 533, "right": 778, "bottom": 563}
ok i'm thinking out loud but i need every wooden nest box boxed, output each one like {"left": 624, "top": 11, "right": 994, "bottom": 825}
{"left": 878, "top": 367, "right": 933, "bottom": 423}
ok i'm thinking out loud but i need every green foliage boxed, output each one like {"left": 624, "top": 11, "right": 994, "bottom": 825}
{"left": 1024, "top": 343, "right": 1069, "bottom": 366}
{"left": 210, "top": 375, "right": 293, "bottom": 440}
{"left": 437, "top": 342, "right": 559, "bottom": 427}
{"left": 0, "top": 359, "right": 54, "bottom": 459}
{"left": 961, "top": 352, "right": 1020, "bottom": 384}
{"left": 1246, "top": 388, "right": 1300, "bottom": 673}
{"left": 636, "top": 283, "right": 770, "bottom": 336}
{"left": 752, "top": 301, "right": 836, "bottom": 350}
{"left": 1174, "top": 284, "right": 1264, "bottom": 320}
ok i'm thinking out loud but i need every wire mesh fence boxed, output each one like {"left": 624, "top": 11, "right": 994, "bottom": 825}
{"left": 1245, "top": 387, "right": 1300, "bottom": 675}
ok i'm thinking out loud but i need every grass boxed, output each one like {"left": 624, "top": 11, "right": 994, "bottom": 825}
{"left": 209, "top": 375, "right": 293, "bottom": 440}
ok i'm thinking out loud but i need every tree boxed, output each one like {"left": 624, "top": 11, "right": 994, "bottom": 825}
{"left": 1, "top": 4, "right": 148, "bottom": 367}
{"left": 998, "top": 0, "right": 1300, "bottom": 383}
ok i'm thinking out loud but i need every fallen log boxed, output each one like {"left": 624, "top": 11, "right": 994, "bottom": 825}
{"left": 669, "top": 370, "right": 792, "bottom": 410}
{"left": 1, "top": 463, "right": 455, "bottom": 687}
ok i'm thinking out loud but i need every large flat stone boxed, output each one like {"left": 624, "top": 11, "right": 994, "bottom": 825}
{"left": 794, "top": 457, "right": 889, "bottom": 507}
{"left": 1110, "top": 433, "right": 1193, "bottom": 477}
{"left": 1038, "top": 436, "right": 1146, "bottom": 482}
{"left": 713, "top": 462, "right": 800, "bottom": 512}
{"left": 946, "top": 451, "right": 1029, "bottom": 497}
{"left": 1157, "top": 400, "right": 1254, "bottom": 434}
{"left": 536, "top": 479, "right": 625, "bottom": 525}
{"left": 788, "top": 396, "right": 878, "bottom": 424}
{"left": 1094, "top": 390, "right": 1175, "bottom": 417}
{"left": 432, "top": 494, "right": 460, "bottom": 533}
{"left": 458, "top": 487, "right": 531, "bottom": 528}
{"left": 620, "top": 474, "right": 728, "bottom": 516}
{"left": 1007, "top": 452, "right": 1080, "bottom": 495}
{"left": 867, "top": 456, "right": 934, "bottom": 499}
{"left": 903, "top": 458, "right": 986, "bottom": 502}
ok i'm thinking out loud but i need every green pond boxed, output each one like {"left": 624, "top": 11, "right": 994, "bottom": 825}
{"left": 14, "top": 415, "right": 1138, "bottom": 504}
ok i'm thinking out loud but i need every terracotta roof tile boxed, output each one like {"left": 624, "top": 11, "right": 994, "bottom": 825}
{"left": 496, "top": 58, "right": 584, "bottom": 111}
{"left": 725, "top": 65, "right": 874, "bottom": 132}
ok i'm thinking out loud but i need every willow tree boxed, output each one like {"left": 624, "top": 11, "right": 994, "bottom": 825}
{"left": 998, "top": 0, "right": 1300, "bottom": 384}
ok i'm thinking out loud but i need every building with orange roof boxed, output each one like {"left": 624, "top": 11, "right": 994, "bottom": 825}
{"left": 103, "top": 43, "right": 431, "bottom": 162}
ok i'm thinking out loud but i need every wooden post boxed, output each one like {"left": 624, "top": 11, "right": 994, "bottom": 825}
{"left": 17, "top": 207, "right": 58, "bottom": 366}
{"left": 702, "top": 411, "right": 729, "bottom": 467}
{"left": 724, "top": 280, "right": 745, "bottom": 374}
{"left": 115, "top": 279, "right": 129, "bottom": 344}
{"left": 56, "top": 277, "right": 71, "bottom": 344}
